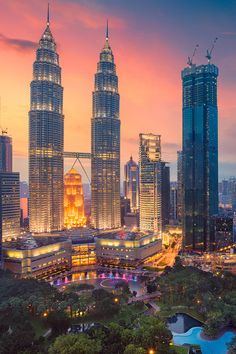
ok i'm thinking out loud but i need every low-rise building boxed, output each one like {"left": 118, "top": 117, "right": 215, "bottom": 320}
{"left": 96, "top": 231, "right": 162, "bottom": 268}
{"left": 210, "top": 215, "right": 233, "bottom": 250}
{"left": 3, "top": 236, "right": 71, "bottom": 279}
{"left": 71, "top": 237, "right": 96, "bottom": 267}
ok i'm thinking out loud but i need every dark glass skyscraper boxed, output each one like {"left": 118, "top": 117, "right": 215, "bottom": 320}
{"left": 91, "top": 25, "right": 121, "bottom": 230}
{"left": 124, "top": 157, "right": 139, "bottom": 213}
{"left": 161, "top": 161, "right": 170, "bottom": 230}
{"left": 29, "top": 8, "right": 64, "bottom": 233}
{"left": 182, "top": 63, "right": 219, "bottom": 250}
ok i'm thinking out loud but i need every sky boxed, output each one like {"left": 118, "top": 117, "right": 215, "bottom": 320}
{"left": 0, "top": 0, "right": 236, "bottom": 182}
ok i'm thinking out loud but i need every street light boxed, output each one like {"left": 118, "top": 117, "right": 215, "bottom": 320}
{"left": 149, "top": 349, "right": 155, "bottom": 354}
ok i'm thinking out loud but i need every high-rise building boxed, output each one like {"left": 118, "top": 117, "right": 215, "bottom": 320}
{"left": 0, "top": 132, "right": 12, "bottom": 173}
{"left": 170, "top": 182, "right": 178, "bottom": 222}
{"left": 64, "top": 168, "right": 86, "bottom": 228}
{"left": 182, "top": 62, "right": 219, "bottom": 250}
{"left": 0, "top": 173, "right": 20, "bottom": 242}
{"left": 177, "top": 151, "right": 183, "bottom": 223}
{"left": 91, "top": 24, "right": 121, "bottom": 230}
{"left": 139, "top": 133, "right": 162, "bottom": 233}
{"left": 161, "top": 162, "right": 170, "bottom": 230}
{"left": 124, "top": 156, "right": 139, "bottom": 212}
{"left": 29, "top": 7, "right": 64, "bottom": 233}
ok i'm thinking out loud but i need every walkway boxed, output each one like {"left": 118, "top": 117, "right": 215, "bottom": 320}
{"left": 128, "top": 291, "right": 161, "bottom": 304}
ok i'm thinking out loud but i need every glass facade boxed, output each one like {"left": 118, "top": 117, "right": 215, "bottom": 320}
{"left": 0, "top": 134, "right": 12, "bottom": 173}
{"left": 182, "top": 64, "right": 219, "bottom": 250}
{"left": 91, "top": 30, "right": 121, "bottom": 230}
{"left": 0, "top": 173, "right": 20, "bottom": 242}
{"left": 124, "top": 157, "right": 139, "bottom": 212}
{"left": 139, "top": 134, "right": 162, "bottom": 233}
{"left": 177, "top": 150, "right": 183, "bottom": 223}
{"left": 161, "top": 162, "right": 170, "bottom": 230}
{"left": 29, "top": 18, "right": 64, "bottom": 233}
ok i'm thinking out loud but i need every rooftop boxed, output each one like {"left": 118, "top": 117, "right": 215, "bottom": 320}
{"left": 3, "top": 235, "right": 69, "bottom": 250}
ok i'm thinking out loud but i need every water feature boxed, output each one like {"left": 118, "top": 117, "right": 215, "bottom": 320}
{"left": 167, "top": 313, "right": 202, "bottom": 333}
{"left": 168, "top": 314, "right": 235, "bottom": 354}
{"left": 172, "top": 326, "right": 235, "bottom": 354}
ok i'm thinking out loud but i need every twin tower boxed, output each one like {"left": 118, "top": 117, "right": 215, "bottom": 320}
{"left": 29, "top": 11, "right": 120, "bottom": 233}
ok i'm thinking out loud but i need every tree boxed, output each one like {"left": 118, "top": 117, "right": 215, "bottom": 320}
{"left": 124, "top": 344, "right": 146, "bottom": 354}
{"left": 228, "top": 335, "right": 236, "bottom": 354}
{"left": 0, "top": 321, "right": 35, "bottom": 354}
{"left": 203, "top": 312, "right": 225, "bottom": 338}
{"left": 47, "top": 311, "right": 70, "bottom": 335}
{"left": 135, "top": 316, "right": 172, "bottom": 353}
{"left": 146, "top": 281, "right": 157, "bottom": 294}
{"left": 49, "top": 333, "right": 101, "bottom": 354}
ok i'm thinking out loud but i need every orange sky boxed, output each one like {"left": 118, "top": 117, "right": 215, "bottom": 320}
{"left": 0, "top": 0, "right": 236, "bottom": 182}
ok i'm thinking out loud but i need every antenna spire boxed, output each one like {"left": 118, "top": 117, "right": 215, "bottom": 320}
{"left": 106, "top": 19, "right": 109, "bottom": 40}
{"left": 47, "top": 3, "right": 50, "bottom": 26}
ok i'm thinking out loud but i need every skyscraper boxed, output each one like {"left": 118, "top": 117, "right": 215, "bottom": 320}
{"left": 29, "top": 7, "right": 64, "bottom": 233}
{"left": 170, "top": 182, "right": 178, "bottom": 222}
{"left": 64, "top": 168, "right": 86, "bottom": 228}
{"left": 161, "top": 161, "right": 170, "bottom": 230}
{"left": 0, "top": 132, "right": 12, "bottom": 173}
{"left": 124, "top": 156, "right": 139, "bottom": 212}
{"left": 91, "top": 23, "right": 121, "bottom": 230}
{"left": 0, "top": 133, "right": 19, "bottom": 267}
{"left": 177, "top": 151, "right": 183, "bottom": 223}
{"left": 182, "top": 63, "right": 219, "bottom": 250}
{"left": 139, "top": 133, "right": 162, "bottom": 233}
{"left": 0, "top": 173, "right": 20, "bottom": 242}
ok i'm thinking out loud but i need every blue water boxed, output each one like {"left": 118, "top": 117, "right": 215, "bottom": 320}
{"left": 173, "top": 326, "right": 235, "bottom": 354}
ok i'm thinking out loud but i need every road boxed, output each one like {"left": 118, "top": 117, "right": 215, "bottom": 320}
{"left": 145, "top": 235, "right": 182, "bottom": 269}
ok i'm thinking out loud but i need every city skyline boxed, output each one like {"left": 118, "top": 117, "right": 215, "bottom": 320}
{"left": 1, "top": 0, "right": 236, "bottom": 182}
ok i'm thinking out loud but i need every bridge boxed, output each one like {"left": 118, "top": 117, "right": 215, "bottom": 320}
{"left": 128, "top": 291, "right": 161, "bottom": 304}
{"left": 64, "top": 151, "right": 91, "bottom": 183}
{"left": 64, "top": 152, "right": 91, "bottom": 159}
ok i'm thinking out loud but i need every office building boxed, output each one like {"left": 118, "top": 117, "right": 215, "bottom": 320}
{"left": 64, "top": 168, "right": 86, "bottom": 228}
{"left": 177, "top": 151, "right": 183, "bottom": 223}
{"left": 161, "top": 162, "right": 170, "bottom": 230}
{"left": 0, "top": 132, "right": 12, "bottom": 173}
{"left": 29, "top": 7, "right": 64, "bottom": 233}
{"left": 91, "top": 24, "right": 121, "bottom": 230}
{"left": 0, "top": 173, "right": 20, "bottom": 242}
{"left": 124, "top": 156, "right": 139, "bottom": 212}
{"left": 182, "top": 62, "right": 219, "bottom": 250}
{"left": 139, "top": 133, "right": 162, "bottom": 233}
{"left": 170, "top": 182, "right": 178, "bottom": 222}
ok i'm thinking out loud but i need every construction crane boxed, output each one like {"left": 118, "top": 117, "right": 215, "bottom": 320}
{"left": 206, "top": 37, "right": 218, "bottom": 63}
{"left": 187, "top": 44, "right": 199, "bottom": 67}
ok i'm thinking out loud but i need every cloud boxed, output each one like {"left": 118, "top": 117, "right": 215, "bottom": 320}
{"left": 0, "top": 33, "right": 37, "bottom": 51}
{"left": 221, "top": 32, "right": 236, "bottom": 36}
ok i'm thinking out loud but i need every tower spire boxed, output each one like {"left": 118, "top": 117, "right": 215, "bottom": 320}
{"left": 106, "top": 19, "right": 109, "bottom": 40}
{"left": 47, "top": 3, "right": 50, "bottom": 26}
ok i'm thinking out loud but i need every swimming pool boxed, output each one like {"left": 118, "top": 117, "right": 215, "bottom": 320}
{"left": 172, "top": 326, "right": 235, "bottom": 354}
